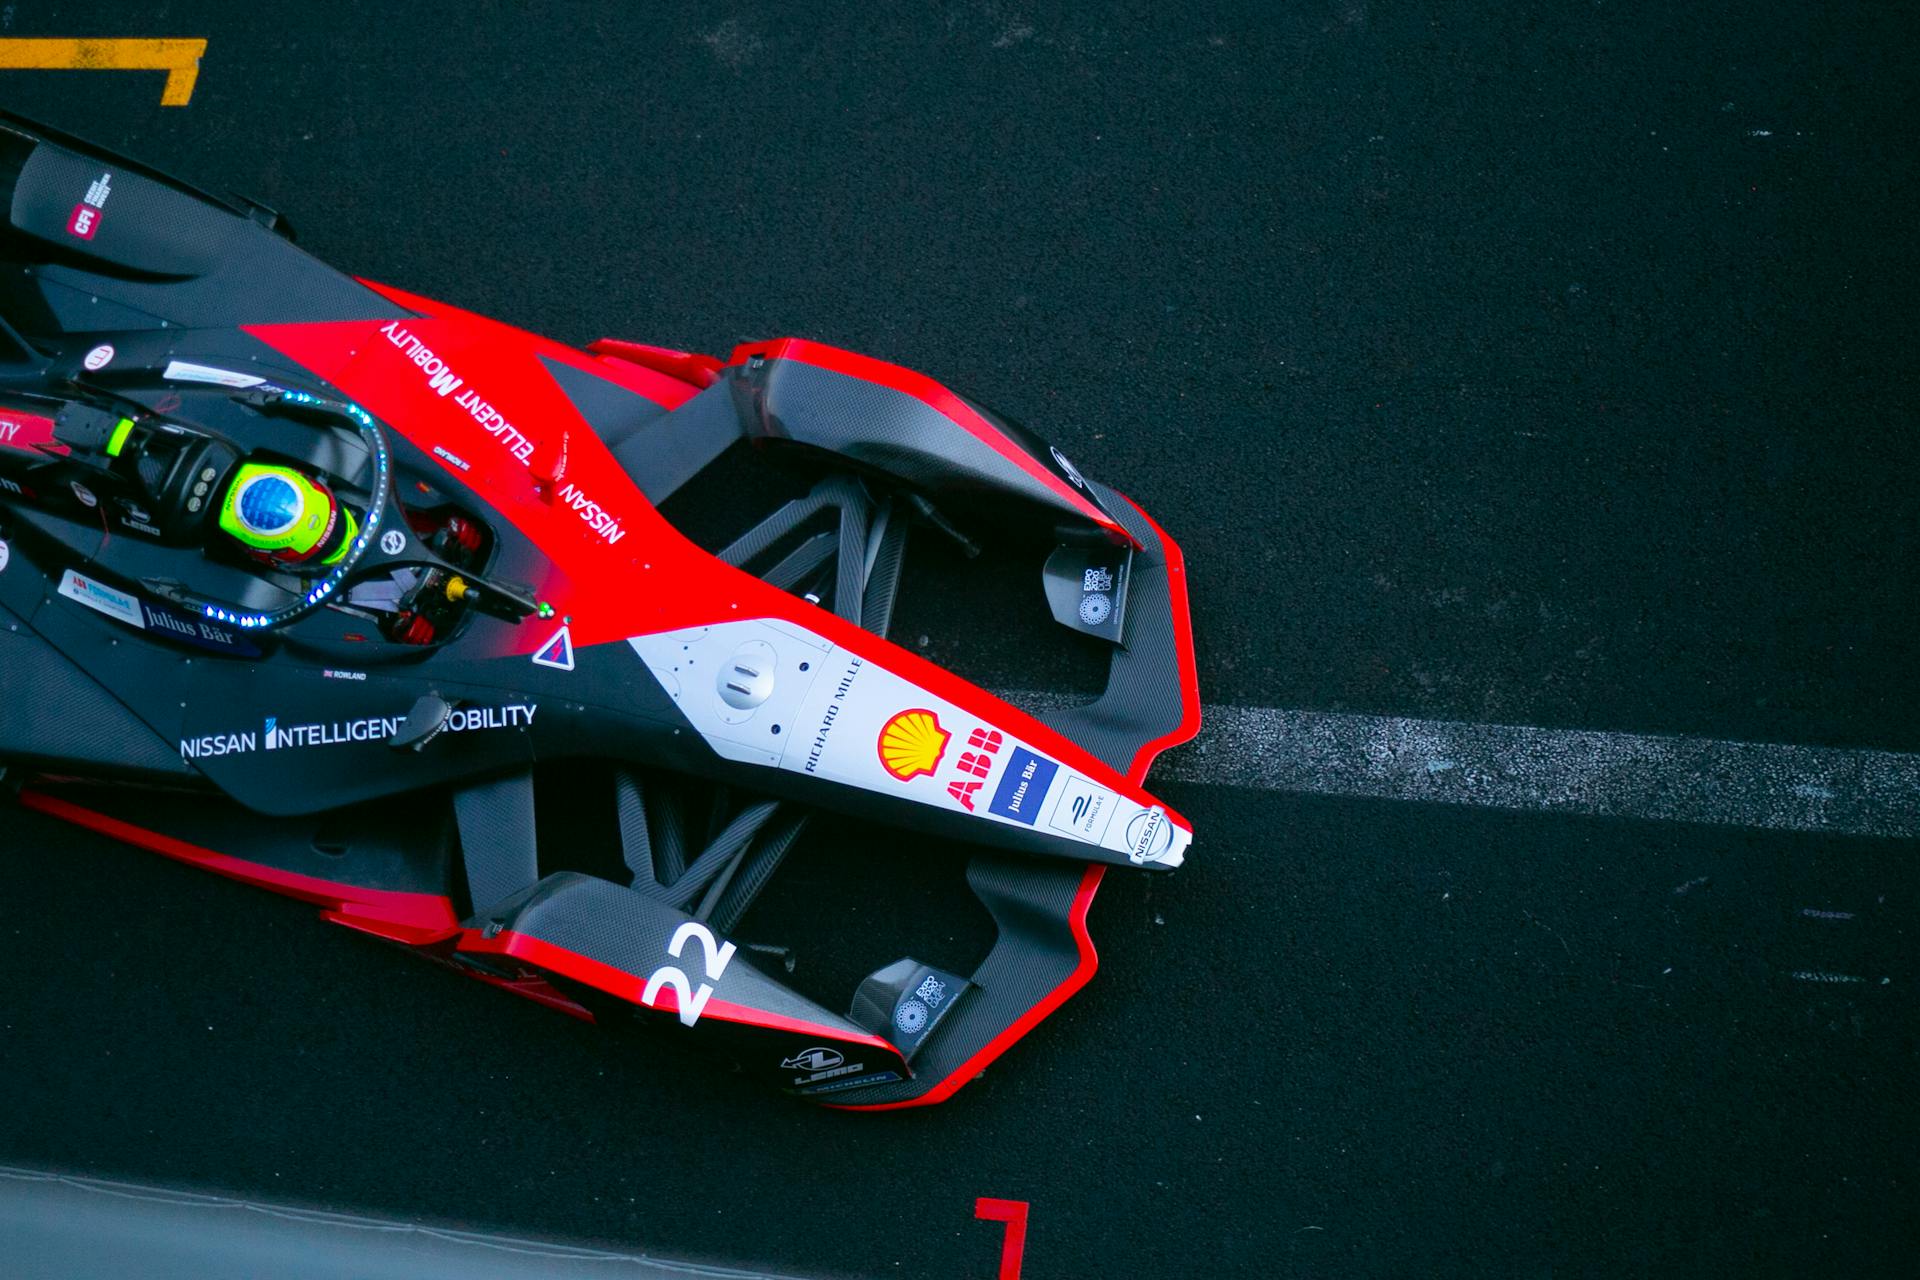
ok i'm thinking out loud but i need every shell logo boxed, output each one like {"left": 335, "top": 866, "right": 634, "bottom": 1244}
{"left": 877, "top": 708, "right": 950, "bottom": 781}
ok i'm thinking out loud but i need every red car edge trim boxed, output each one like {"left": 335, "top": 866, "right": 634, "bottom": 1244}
{"left": 833, "top": 500, "right": 1193, "bottom": 1108}
{"left": 352, "top": 278, "right": 701, "bottom": 411}
{"left": 830, "top": 861, "right": 1105, "bottom": 1112}
{"left": 1116, "top": 491, "right": 1203, "bottom": 784}
{"left": 430, "top": 957, "right": 596, "bottom": 1023}
{"left": 587, "top": 338, "right": 723, "bottom": 389}
{"left": 728, "top": 337, "right": 1133, "bottom": 546}
{"left": 459, "top": 927, "right": 899, "bottom": 1052}
{"left": 19, "top": 788, "right": 462, "bottom": 944}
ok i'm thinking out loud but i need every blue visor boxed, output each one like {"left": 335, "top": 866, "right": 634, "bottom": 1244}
{"left": 236, "top": 473, "right": 303, "bottom": 536}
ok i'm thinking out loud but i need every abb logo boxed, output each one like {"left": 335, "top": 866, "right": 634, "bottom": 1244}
{"left": 946, "top": 727, "right": 1004, "bottom": 810}
{"left": 68, "top": 204, "right": 101, "bottom": 239}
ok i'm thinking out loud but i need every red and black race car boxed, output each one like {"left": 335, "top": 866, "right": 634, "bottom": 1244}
{"left": 0, "top": 110, "right": 1199, "bottom": 1107}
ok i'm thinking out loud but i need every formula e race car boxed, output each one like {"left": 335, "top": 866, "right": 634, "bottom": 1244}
{"left": 0, "top": 110, "right": 1198, "bottom": 1107}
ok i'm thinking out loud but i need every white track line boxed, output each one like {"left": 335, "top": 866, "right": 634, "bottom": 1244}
{"left": 1057, "top": 700, "right": 1918, "bottom": 838}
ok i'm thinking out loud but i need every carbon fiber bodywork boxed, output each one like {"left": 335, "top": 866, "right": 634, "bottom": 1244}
{"left": 0, "top": 109, "right": 1199, "bottom": 1106}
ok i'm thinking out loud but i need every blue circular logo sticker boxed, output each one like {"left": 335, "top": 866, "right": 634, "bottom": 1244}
{"left": 237, "top": 474, "right": 302, "bottom": 536}
{"left": 894, "top": 998, "right": 929, "bottom": 1035}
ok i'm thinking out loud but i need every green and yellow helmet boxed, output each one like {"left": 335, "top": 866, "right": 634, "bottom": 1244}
{"left": 217, "top": 462, "right": 357, "bottom": 565}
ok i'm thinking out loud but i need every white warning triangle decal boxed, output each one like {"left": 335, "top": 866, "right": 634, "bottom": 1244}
{"left": 530, "top": 623, "right": 575, "bottom": 671}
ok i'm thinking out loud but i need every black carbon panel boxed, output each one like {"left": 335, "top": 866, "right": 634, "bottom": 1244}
{"left": 25, "top": 781, "right": 457, "bottom": 896}
{"left": 817, "top": 853, "right": 1088, "bottom": 1106}
{"left": 740, "top": 358, "right": 1095, "bottom": 528}
{"left": 2, "top": 126, "right": 405, "bottom": 333}
{"left": 536, "top": 354, "right": 675, "bottom": 453}
{"left": 454, "top": 771, "right": 541, "bottom": 917}
{"left": 606, "top": 380, "right": 745, "bottom": 504}
{"left": 497, "top": 872, "right": 881, "bottom": 1042}
{"left": 0, "top": 598, "right": 190, "bottom": 778}
{"left": 1041, "top": 477, "right": 1192, "bottom": 777}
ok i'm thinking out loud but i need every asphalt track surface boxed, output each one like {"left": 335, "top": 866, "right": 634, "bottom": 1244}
{"left": 2, "top": 3, "right": 1916, "bottom": 1276}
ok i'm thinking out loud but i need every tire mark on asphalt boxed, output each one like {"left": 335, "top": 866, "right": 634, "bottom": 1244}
{"left": 1015, "top": 693, "right": 1920, "bottom": 838}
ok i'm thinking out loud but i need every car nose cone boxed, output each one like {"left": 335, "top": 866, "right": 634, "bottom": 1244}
{"left": 717, "top": 641, "right": 776, "bottom": 711}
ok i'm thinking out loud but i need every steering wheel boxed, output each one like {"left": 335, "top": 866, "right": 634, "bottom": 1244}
{"left": 189, "top": 388, "right": 394, "bottom": 631}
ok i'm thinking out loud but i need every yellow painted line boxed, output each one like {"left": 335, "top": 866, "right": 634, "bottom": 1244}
{"left": 0, "top": 38, "right": 207, "bottom": 107}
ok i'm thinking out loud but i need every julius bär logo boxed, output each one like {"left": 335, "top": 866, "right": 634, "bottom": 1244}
{"left": 878, "top": 709, "right": 948, "bottom": 781}
{"left": 68, "top": 172, "right": 113, "bottom": 240}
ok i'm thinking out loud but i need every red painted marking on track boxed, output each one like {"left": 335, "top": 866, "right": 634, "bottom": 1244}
{"left": 975, "top": 1198, "right": 1030, "bottom": 1280}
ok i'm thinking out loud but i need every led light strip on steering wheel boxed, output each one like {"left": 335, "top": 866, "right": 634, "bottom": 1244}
{"left": 196, "top": 388, "right": 392, "bottom": 631}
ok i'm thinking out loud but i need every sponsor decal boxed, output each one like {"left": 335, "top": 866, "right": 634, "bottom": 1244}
{"left": 945, "top": 726, "right": 1003, "bottom": 811}
{"left": 379, "top": 322, "right": 468, "bottom": 401}
{"left": 178, "top": 729, "right": 257, "bottom": 759}
{"left": 453, "top": 384, "right": 537, "bottom": 462}
{"left": 321, "top": 668, "right": 367, "bottom": 681}
{"left": 1127, "top": 806, "right": 1172, "bottom": 864}
{"left": 115, "top": 497, "right": 162, "bottom": 537}
{"left": 531, "top": 623, "right": 575, "bottom": 671}
{"left": 379, "top": 321, "right": 626, "bottom": 545}
{"left": 914, "top": 974, "right": 949, "bottom": 1008}
{"left": 1078, "top": 592, "right": 1112, "bottom": 625}
{"left": 988, "top": 747, "right": 1058, "bottom": 825}
{"left": 1083, "top": 566, "right": 1114, "bottom": 593}
{"left": 139, "top": 600, "right": 262, "bottom": 656}
{"left": 70, "top": 481, "right": 98, "bottom": 508}
{"left": 57, "top": 569, "right": 144, "bottom": 628}
{"left": 181, "top": 703, "right": 535, "bottom": 760}
{"left": 1049, "top": 774, "right": 1115, "bottom": 843}
{"left": 70, "top": 171, "right": 113, "bottom": 238}
{"left": 894, "top": 999, "right": 929, "bottom": 1035}
{"left": 265, "top": 704, "right": 534, "bottom": 749}
{"left": 162, "top": 360, "right": 266, "bottom": 388}
{"left": 877, "top": 708, "right": 948, "bottom": 781}
{"left": 379, "top": 529, "right": 406, "bottom": 556}
{"left": 631, "top": 620, "right": 1186, "bottom": 862}
{"left": 1, "top": 409, "right": 65, "bottom": 455}
{"left": 781, "top": 1047, "right": 844, "bottom": 1073}
{"left": 554, "top": 480, "right": 626, "bottom": 545}
{"left": 82, "top": 343, "right": 115, "bottom": 371}
{"left": 431, "top": 444, "right": 472, "bottom": 472}
{"left": 796, "top": 1069, "right": 903, "bottom": 1095}
{"left": 0, "top": 538, "right": 8, "bottom": 572}
{"left": 793, "top": 1060, "right": 866, "bottom": 1085}
{"left": 803, "top": 656, "right": 864, "bottom": 774}
{"left": 0, "top": 475, "right": 27, "bottom": 497}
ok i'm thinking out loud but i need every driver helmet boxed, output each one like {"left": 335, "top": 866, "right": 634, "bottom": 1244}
{"left": 216, "top": 461, "right": 357, "bottom": 565}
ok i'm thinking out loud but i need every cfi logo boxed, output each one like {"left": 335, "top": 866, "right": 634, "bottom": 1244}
{"left": 877, "top": 708, "right": 949, "bottom": 781}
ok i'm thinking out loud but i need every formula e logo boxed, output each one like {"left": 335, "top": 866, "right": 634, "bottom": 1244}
{"left": 781, "top": 1047, "right": 844, "bottom": 1073}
